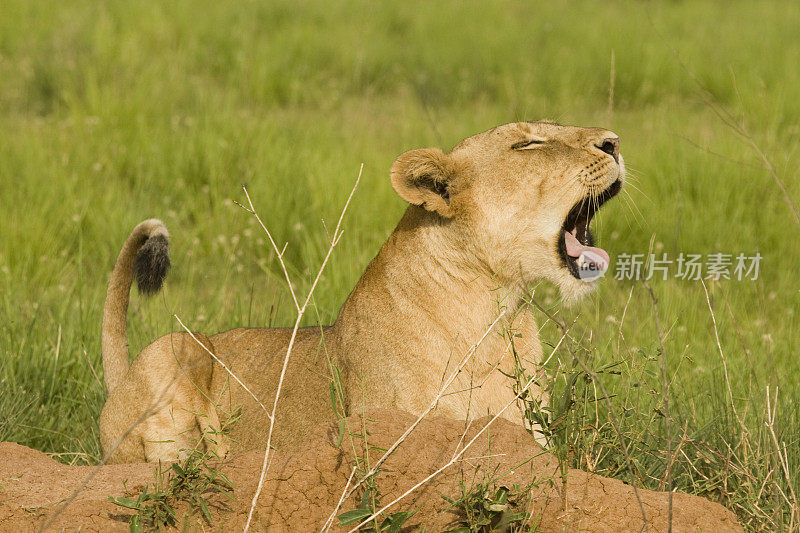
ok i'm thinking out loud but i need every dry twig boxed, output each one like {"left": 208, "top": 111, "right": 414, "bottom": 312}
{"left": 243, "top": 165, "right": 362, "bottom": 532}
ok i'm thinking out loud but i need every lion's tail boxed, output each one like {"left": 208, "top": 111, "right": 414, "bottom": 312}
{"left": 102, "top": 219, "right": 171, "bottom": 394}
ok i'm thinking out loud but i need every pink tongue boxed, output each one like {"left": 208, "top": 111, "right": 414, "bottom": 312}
{"left": 564, "top": 231, "right": 610, "bottom": 270}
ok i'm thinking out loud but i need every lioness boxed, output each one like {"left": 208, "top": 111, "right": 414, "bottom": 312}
{"left": 99, "top": 121, "right": 623, "bottom": 463}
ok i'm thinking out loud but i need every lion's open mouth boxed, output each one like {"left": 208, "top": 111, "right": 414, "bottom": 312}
{"left": 558, "top": 179, "right": 622, "bottom": 280}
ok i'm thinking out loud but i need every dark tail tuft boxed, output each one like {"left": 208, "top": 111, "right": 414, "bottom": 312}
{"left": 134, "top": 234, "right": 171, "bottom": 295}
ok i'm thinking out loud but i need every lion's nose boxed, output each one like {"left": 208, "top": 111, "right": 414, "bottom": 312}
{"left": 596, "top": 137, "right": 620, "bottom": 163}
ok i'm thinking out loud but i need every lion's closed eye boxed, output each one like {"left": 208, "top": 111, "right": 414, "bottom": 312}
{"left": 511, "top": 138, "right": 547, "bottom": 150}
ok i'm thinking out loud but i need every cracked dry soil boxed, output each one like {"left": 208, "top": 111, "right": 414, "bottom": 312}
{"left": 0, "top": 409, "right": 742, "bottom": 532}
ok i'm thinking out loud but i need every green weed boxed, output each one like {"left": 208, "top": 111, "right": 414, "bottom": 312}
{"left": 109, "top": 443, "right": 233, "bottom": 532}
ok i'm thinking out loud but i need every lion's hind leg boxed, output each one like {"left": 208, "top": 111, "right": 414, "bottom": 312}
{"left": 163, "top": 331, "right": 231, "bottom": 459}
{"left": 123, "top": 331, "right": 227, "bottom": 463}
{"left": 140, "top": 406, "right": 201, "bottom": 462}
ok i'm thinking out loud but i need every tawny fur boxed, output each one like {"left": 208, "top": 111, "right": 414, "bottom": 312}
{"left": 99, "top": 122, "right": 624, "bottom": 464}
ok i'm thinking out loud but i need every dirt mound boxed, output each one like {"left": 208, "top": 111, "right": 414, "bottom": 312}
{"left": 0, "top": 409, "right": 741, "bottom": 532}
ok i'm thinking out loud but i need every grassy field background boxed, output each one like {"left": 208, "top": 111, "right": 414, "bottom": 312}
{"left": 1, "top": 1, "right": 799, "bottom": 529}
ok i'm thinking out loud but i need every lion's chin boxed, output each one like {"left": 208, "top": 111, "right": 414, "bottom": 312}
{"left": 558, "top": 277, "right": 598, "bottom": 305}
{"left": 552, "top": 270, "right": 599, "bottom": 306}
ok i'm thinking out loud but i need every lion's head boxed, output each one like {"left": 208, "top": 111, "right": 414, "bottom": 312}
{"left": 390, "top": 121, "right": 624, "bottom": 302}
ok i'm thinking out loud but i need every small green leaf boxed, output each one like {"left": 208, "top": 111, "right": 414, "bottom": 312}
{"left": 359, "top": 487, "right": 373, "bottom": 509}
{"left": 337, "top": 419, "right": 346, "bottom": 447}
{"left": 171, "top": 463, "right": 185, "bottom": 477}
{"left": 329, "top": 381, "right": 337, "bottom": 410}
{"left": 337, "top": 508, "right": 374, "bottom": 526}
{"left": 440, "top": 494, "right": 458, "bottom": 505}
{"left": 128, "top": 515, "right": 143, "bottom": 533}
{"left": 380, "top": 509, "right": 416, "bottom": 533}
{"left": 505, "top": 511, "right": 527, "bottom": 522}
{"left": 109, "top": 496, "right": 141, "bottom": 510}
{"left": 198, "top": 498, "right": 212, "bottom": 522}
{"left": 493, "top": 486, "right": 509, "bottom": 505}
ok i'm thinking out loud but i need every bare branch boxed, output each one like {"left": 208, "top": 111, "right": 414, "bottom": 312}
{"left": 765, "top": 386, "right": 799, "bottom": 529}
{"left": 235, "top": 188, "right": 301, "bottom": 313}
{"left": 243, "top": 165, "right": 362, "bottom": 532}
{"left": 321, "top": 464, "right": 359, "bottom": 532}
{"left": 173, "top": 314, "right": 269, "bottom": 416}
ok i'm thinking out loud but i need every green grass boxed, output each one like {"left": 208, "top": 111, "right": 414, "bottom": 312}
{"left": 1, "top": 0, "right": 799, "bottom": 529}
{"left": 109, "top": 435, "right": 234, "bottom": 531}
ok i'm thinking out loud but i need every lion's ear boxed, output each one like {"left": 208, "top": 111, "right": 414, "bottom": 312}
{"left": 390, "top": 148, "right": 455, "bottom": 218}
